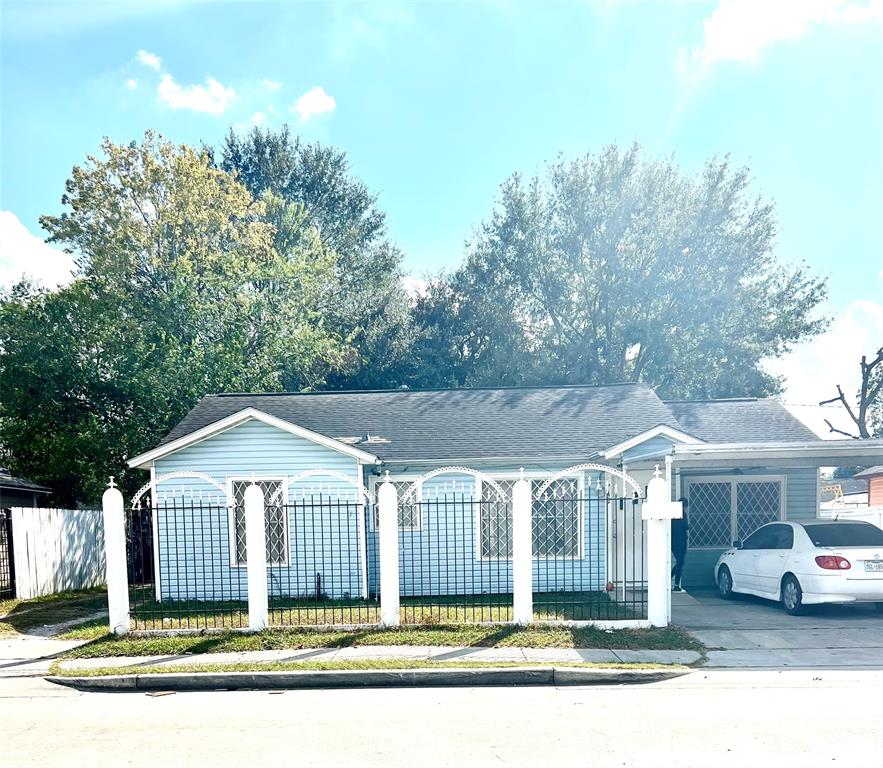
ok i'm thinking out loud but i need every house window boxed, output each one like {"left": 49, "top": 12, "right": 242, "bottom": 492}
{"left": 371, "top": 480, "right": 421, "bottom": 530}
{"left": 533, "top": 478, "right": 582, "bottom": 558}
{"left": 686, "top": 478, "right": 783, "bottom": 549}
{"left": 230, "top": 479, "right": 288, "bottom": 566}
{"left": 478, "top": 480, "right": 515, "bottom": 559}
{"left": 478, "top": 477, "right": 583, "bottom": 559}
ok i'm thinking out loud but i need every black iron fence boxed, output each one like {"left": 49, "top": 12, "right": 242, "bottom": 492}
{"left": 532, "top": 490, "right": 646, "bottom": 621}
{"left": 399, "top": 495, "right": 513, "bottom": 624}
{"left": 125, "top": 481, "right": 646, "bottom": 631}
{"left": 0, "top": 509, "right": 15, "bottom": 600}
{"left": 126, "top": 497, "right": 379, "bottom": 630}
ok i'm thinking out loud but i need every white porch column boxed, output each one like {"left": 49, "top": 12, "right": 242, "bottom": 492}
{"left": 102, "top": 478, "right": 130, "bottom": 636}
{"left": 511, "top": 470, "right": 533, "bottom": 625}
{"left": 642, "top": 466, "right": 682, "bottom": 628}
{"left": 245, "top": 482, "right": 269, "bottom": 632}
{"left": 377, "top": 473, "right": 400, "bottom": 627}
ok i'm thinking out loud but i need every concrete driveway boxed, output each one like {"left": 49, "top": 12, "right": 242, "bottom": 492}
{"left": 673, "top": 589, "right": 883, "bottom": 668}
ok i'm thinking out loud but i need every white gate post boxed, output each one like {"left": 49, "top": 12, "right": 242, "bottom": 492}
{"left": 511, "top": 470, "right": 533, "bottom": 625}
{"left": 245, "top": 482, "right": 269, "bottom": 631}
{"left": 377, "top": 473, "right": 400, "bottom": 627}
{"left": 102, "top": 478, "right": 130, "bottom": 635}
{"left": 642, "top": 466, "right": 682, "bottom": 627}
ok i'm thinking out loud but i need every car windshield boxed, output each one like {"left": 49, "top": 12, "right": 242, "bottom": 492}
{"left": 803, "top": 523, "right": 883, "bottom": 547}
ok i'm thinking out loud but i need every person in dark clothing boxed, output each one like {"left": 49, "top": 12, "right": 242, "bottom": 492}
{"left": 671, "top": 497, "right": 689, "bottom": 592}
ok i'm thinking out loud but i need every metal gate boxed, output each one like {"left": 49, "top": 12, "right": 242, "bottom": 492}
{"left": 0, "top": 509, "right": 15, "bottom": 599}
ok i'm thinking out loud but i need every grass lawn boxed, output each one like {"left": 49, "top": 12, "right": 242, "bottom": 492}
{"left": 60, "top": 623, "right": 702, "bottom": 659}
{"left": 124, "top": 589, "right": 643, "bottom": 632}
{"left": 50, "top": 658, "right": 685, "bottom": 678}
{"left": 0, "top": 588, "right": 107, "bottom": 636}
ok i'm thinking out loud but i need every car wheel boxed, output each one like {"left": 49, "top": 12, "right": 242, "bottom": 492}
{"left": 781, "top": 575, "right": 804, "bottom": 615}
{"left": 717, "top": 566, "right": 734, "bottom": 600}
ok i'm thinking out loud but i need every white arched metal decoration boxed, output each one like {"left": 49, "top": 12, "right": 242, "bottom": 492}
{"left": 267, "top": 469, "right": 374, "bottom": 505}
{"left": 533, "top": 463, "right": 644, "bottom": 499}
{"left": 400, "top": 466, "right": 510, "bottom": 503}
{"left": 131, "top": 471, "right": 227, "bottom": 509}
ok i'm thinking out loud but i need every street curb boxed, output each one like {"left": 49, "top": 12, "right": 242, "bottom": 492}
{"left": 47, "top": 666, "right": 688, "bottom": 692}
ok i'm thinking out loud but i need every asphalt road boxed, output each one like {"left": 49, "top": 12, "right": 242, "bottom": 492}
{"left": 4, "top": 671, "right": 883, "bottom": 768}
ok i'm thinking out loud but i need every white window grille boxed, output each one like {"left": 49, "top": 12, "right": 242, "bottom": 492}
{"left": 686, "top": 478, "right": 784, "bottom": 549}
{"left": 370, "top": 479, "right": 421, "bottom": 530}
{"left": 477, "top": 477, "right": 583, "bottom": 559}
{"left": 230, "top": 479, "right": 288, "bottom": 566}
{"left": 533, "top": 478, "right": 582, "bottom": 558}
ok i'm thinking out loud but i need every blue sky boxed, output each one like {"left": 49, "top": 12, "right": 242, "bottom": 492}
{"left": 1, "top": 0, "right": 881, "bottom": 434}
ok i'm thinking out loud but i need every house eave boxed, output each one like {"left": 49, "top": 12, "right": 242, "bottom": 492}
{"left": 127, "top": 408, "right": 382, "bottom": 469}
{"left": 670, "top": 439, "right": 883, "bottom": 469}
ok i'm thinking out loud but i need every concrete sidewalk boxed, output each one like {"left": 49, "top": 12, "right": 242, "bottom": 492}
{"left": 0, "top": 637, "right": 88, "bottom": 678}
{"left": 56, "top": 645, "right": 702, "bottom": 671}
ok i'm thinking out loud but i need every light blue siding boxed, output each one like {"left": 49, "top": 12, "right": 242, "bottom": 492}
{"left": 621, "top": 435, "right": 680, "bottom": 464}
{"left": 153, "top": 419, "right": 363, "bottom": 602}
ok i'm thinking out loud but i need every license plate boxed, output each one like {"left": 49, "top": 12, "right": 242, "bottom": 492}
{"left": 864, "top": 561, "right": 883, "bottom": 572}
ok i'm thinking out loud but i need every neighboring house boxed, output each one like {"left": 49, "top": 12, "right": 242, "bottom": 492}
{"left": 854, "top": 466, "right": 883, "bottom": 507}
{"left": 0, "top": 469, "right": 51, "bottom": 508}
{"left": 819, "top": 477, "right": 869, "bottom": 512}
{"left": 127, "top": 384, "right": 883, "bottom": 595}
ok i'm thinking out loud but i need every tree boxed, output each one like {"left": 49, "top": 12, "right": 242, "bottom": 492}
{"left": 219, "top": 126, "right": 415, "bottom": 389}
{"left": 0, "top": 133, "right": 342, "bottom": 503}
{"left": 412, "top": 145, "right": 828, "bottom": 397}
{"left": 819, "top": 347, "right": 883, "bottom": 439}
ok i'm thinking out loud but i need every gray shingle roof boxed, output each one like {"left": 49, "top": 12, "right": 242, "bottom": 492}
{"left": 664, "top": 398, "right": 818, "bottom": 443}
{"left": 153, "top": 385, "right": 822, "bottom": 465}
{"left": 158, "top": 383, "right": 682, "bottom": 462}
{"left": 0, "top": 470, "right": 51, "bottom": 493}
{"left": 854, "top": 465, "right": 883, "bottom": 478}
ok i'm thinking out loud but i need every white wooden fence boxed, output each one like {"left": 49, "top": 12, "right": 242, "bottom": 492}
{"left": 10, "top": 507, "right": 105, "bottom": 599}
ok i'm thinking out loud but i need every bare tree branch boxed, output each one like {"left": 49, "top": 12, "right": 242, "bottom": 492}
{"left": 822, "top": 419, "right": 859, "bottom": 439}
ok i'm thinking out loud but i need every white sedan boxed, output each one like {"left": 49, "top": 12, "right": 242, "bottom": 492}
{"left": 714, "top": 520, "right": 883, "bottom": 614}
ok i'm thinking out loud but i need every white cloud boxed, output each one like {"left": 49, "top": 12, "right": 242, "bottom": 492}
{"left": 157, "top": 73, "right": 236, "bottom": 115}
{"left": 0, "top": 211, "right": 75, "bottom": 290}
{"left": 765, "top": 299, "right": 883, "bottom": 439}
{"left": 291, "top": 86, "right": 336, "bottom": 122}
{"left": 261, "top": 78, "right": 282, "bottom": 92}
{"left": 250, "top": 111, "right": 267, "bottom": 126}
{"left": 692, "top": 0, "right": 883, "bottom": 67}
{"left": 125, "top": 78, "right": 138, "bottom": 90}
{"left": 401, "top": 275, "right": 428, "bottom": 301}
{"left": 136, "top": 49, "right": 163, "bottom": 71}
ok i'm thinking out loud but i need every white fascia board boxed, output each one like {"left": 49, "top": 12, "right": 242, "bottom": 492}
{"left": 601, "top": 425, "right": 704, "bottom": 460}
{"left": 671, "top": 439, "right": 883, "bottom": 465}
{"left": 127, "top": 408, "right": 381, "bottom": 469}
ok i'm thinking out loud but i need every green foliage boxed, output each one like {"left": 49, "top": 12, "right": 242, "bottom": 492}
{"left": 411, "top": 145, "right": 828, "bottom": 398}
{"left": 1, "top": 133, "right": 342, "bottom": 503}
{"left": 219, "top": 126, "right": 416, "bottom": 389}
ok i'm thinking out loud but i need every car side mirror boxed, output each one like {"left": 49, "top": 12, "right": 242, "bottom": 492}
{"left": 732, "top": 539, "right": 742, "bottom": 549}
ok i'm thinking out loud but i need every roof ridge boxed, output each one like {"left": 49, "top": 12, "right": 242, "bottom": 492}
{"left": 212, "top": 382, "right": 648, "bottom": 398}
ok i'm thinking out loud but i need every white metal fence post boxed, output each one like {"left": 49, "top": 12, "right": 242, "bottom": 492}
{"left": 102, "top": 478, "right": 130, "bottom": 635}
{"left": 642, "top": 465, "right": 682, "bottom": 628}
{"left": 511, "top": 470, "right": 533, "bottom": 625}
{"left": 378, "top": 473, "right": 400, "bottom": 627}
{"left": 245, "top": 482, "right": 269, "bottom": 631}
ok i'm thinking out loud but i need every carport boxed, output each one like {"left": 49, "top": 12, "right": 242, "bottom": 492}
{"left": 669, "top": 438, "right": 883, "bottom": 589}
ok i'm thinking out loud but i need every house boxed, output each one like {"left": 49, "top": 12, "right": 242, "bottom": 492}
{"left": 854, "top": 466, "right": 883, "bottom": 507}
{"left": 126, "top": 384, "right": 883, "bottom": 607}
{"left": 0, "top": 469, "right": 51, "bottom": 508}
